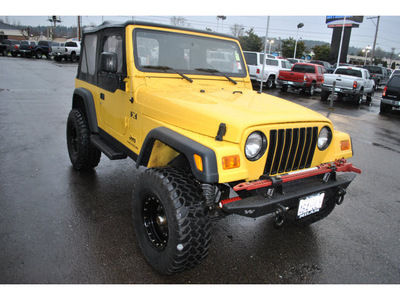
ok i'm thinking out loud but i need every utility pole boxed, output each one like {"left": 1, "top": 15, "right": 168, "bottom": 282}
{"left": 47, "top": 16, "right": 61, "bottom": 40}
{"left": 77, "top": 16, "right": 81, "bottom": 41}
{"left": 368, "top": 16, "right": 380, "bottom": 64}
{"left": 259, "top": 16, "right": 270, "bottom": 93}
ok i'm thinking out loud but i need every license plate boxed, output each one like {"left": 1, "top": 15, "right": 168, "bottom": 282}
{"left": 297, "top": 192, "right": 325, "bottom": 219}
{"left": 334, "top": 88, "right": 340, "bottom": 92}
{"left": 288, "top": 81, "right": 294, "bottom": 85}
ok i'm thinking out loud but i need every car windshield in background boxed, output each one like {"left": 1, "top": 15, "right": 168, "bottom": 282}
{"left": 335, "top": 68, "right": 362, "bottom": 78}
{"left": 134, "top": 29, "right": 246, "bottom": 77}
{"left": 364, "top": 66, "right": 383, "bottom": 74}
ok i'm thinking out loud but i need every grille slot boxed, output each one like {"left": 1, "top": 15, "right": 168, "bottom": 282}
{"left": 264, "top": 126, "right": 319, "bottom": 176}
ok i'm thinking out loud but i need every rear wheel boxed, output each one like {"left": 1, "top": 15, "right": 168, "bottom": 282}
{"left": 66, "top": 108, "right": 101, "bottom": 170}
{"left": 280, "top": 85, "right": 288, "bottom": 92}
{"left": 132, "top": 167, "right": 211, "bottom": 274}
{"left": 36, "top": 51, "right": 42, "bottom": 59}
{"left": 380, "top": 102, "right": 391, "bottom": 113}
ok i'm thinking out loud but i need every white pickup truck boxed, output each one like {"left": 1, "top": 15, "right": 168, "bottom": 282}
{"left": 243, "top": 51, "right": 292, "bottom": 89}
{"left": 321, "top": 66, "right": 375, "bottom": 105}
{"left": 51, "top": 41, "right": 81, "bottom": 62}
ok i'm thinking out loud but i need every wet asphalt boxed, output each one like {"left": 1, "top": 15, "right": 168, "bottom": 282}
{"left": 0, "top": 56, "right": 399, "bottom": 284}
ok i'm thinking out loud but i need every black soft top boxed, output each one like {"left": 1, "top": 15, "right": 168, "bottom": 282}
{"left": 83, "top": 20, "right": 237, "bottom": 40}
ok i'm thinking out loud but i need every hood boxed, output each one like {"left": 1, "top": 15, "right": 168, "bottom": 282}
{"left": 138, "top": 83, "right": 330, "bottom": 143}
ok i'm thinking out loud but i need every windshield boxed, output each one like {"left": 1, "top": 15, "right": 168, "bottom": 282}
{"left": 364, "top": 66, "right": 382, "bottom": 74}
{"left": 335, "top": 68, "right": 362, "bottom": 78}
{"left": 134, "top": 29, "right": 247, "bottom": 77}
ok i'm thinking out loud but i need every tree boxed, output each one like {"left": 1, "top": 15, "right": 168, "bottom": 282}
{"left": 230, "top": 24, "right": 244, "bottom": 38}
{"left": 238, "top": 28, "right": 262, "bottom": 52}
{"left": 312, "top": 44, "right": 331, "bottom": 61}
{"left": 170, "top": 16, "right": 191, "bottom": 28}
{"left": 281, "top": 37, "right": 306, "bottom": 58}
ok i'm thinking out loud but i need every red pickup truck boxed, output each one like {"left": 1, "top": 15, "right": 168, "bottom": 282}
{"left": 277, "top": 63, "right": 325, "bottom": 96}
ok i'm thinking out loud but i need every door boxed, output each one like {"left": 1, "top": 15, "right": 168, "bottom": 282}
{"left": 97, "top": 29, "right": 128, "bottom": 136}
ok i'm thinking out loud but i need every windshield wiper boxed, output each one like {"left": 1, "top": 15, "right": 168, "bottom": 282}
{"left": 195, "top": 68, "right": 237, "bottom": 85}
{"left": 142, "top": 65, "right": 193, "bottom": 83}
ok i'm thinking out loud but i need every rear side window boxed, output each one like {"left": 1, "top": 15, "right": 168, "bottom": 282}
{"left": 388, "top": 75, "right": 400, "bottom": 87}
{"left": 81, "top": 34, "right": 97, "bottom": 76}
{"left": 243, "top": 52, "right": 257, "bottom": 65}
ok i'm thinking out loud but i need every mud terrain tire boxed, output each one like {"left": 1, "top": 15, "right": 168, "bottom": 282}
{"left": 132, "top": 167, "right": 211, "bottom": 274}
{"left": 66, "top": 108, "right": 101, "bottom": 170}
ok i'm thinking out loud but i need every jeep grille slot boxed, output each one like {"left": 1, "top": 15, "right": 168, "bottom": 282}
{"left": 263, "top": 126, "right": 318, "bottom": 176}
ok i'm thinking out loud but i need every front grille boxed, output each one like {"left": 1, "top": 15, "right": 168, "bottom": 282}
{"left": 263, "top": 126, "right": 318, "bottom": 176}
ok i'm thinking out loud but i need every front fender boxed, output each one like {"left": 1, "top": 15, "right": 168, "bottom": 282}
{"left": 137, "top": 127, "right": 219, "bottom": 183}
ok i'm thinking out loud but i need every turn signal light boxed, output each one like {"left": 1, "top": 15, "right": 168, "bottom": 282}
{"left": 353, "top": 81, "right": 358, "bottom": 89}
{"left": 222, "top": 155, "right": 240, "bottom": 170}
{"left": 194, "top": 154, "right": 203, "bottom": 172}
{"left": 341, "top": 140, "right": 351, "bottom": 151}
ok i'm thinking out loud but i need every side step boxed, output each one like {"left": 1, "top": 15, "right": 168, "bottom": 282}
{"left": 90, "top": 134, "right": 127, "bottom": 160}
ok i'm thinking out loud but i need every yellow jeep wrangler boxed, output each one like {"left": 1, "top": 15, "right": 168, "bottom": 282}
{"left": 66, "top": 21, "right": 361, "bottom": 274}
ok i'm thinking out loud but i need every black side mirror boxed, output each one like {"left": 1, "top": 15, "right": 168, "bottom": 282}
{"left": 100, "top": 52, "right": 118, "bottom": 73}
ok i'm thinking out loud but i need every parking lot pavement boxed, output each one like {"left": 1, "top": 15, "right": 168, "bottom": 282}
{"left": 0, "top": 56, "right": 399, "bottom": 284}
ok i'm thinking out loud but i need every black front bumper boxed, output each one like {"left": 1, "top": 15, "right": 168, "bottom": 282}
{"left": 221, "top": 172, "right": 356, "bottom": 218}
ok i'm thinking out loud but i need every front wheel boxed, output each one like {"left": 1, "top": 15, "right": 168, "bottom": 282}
{"left": 66, "top": 108, "right": 101, "bottom": 170}
{"left": 132, "top": 167, "right": 211, "bottom": 274}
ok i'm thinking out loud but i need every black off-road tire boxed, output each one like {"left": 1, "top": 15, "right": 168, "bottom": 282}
{"left": 35, "top": 51, "right": 42, "bottom": 59}
{"left": 380, "top": 102, "right": 391, "bottom": 113}
{"left": 320, "top": 89, "right": 329, "bottom": 101}
{"left": 66, "top": 108, "right": 101, "bottom": 170}
{"left": 132, "top": 167, "right": 211, "bottom": 274}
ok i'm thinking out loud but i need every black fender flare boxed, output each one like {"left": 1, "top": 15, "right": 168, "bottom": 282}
{"left": 137, "top": 127, "right": 219, "bottom": 183}
{"left": 72, "top": 87, "right": 98, "bottom": 133}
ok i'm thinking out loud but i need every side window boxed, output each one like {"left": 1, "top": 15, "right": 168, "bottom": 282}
{"left": 97, "top": 29, "right": 125, "bottom": 92}
{"left": 243, "top": 53, "right": 257, "bottom": 65}
{"left": 102, "top": 35, "right": 123, "bottom": 73}
{"left": 78, "top": 33, "right": 98, "bottom": 83}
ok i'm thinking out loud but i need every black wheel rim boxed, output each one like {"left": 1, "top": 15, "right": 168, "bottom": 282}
{"left": 143, "top": 194, "right": 168, "bottom": 250}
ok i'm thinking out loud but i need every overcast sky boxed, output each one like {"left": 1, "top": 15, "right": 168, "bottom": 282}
{"left": 3, "top": 0, "right": 400, "bottom": 53}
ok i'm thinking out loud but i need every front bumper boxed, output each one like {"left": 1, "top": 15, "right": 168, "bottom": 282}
{"left": 220, "top": 159, "right": 360, "bottom": 219}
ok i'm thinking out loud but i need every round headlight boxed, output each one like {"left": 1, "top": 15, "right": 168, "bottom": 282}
{"left": 318, "top": 126, "right": 332, "bottom": 150}
{"left": 245, "top": 131, "right": 267, "bottom": 161}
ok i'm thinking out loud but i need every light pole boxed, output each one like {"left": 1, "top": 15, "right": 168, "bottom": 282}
{"left": 268, "top": 40, "right": 275, "bottom": 54}
{"left": 293, "top": 23, "right": 304, "bottom": 58}
{"left": 216, "top": 15, "right": 226, "bottom": 32}
{"left": 362, "top": 46, "right": 371, "bottom": 65}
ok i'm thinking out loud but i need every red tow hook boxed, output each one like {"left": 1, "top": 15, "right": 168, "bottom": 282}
{"left": 233, "top": 159, "right": 361, "bottom": 192}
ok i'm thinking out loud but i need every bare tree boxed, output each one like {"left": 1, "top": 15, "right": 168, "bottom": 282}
{"left": 170, "top": 16, "right": 191, "bottom": 28}
{"left": 230, "top": 24, "right": 244, "bottom": 38}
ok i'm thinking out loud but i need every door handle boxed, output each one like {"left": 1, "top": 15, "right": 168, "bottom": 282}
{"left": 100, "top": 93, "right": 105, "bottom": 100}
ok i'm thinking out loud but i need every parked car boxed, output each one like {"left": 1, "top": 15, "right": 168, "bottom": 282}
{"left": 380, "top": 74, "right": 400, "bottom": 113}
{"left": 34, "top": 40, "right": 53, "bottom": 59}
{"left": 49, "top": 42, "right": 65, "bottom": 61}
{"left": 10, "top": 40, "right": 22, "bottom": 57}
{"left": 310, "top": 60, "right": 331, "bottom": 70}
{"left": 326, "top": 63, "right": 352, "bottom": 74}
{"left": 389, "top": 69, "right": 400, "bottom": 79}
{"left": 362, "top": 65, "right": 389, "bottom": 88}
{"left": 18, "top": 40, "right": 37, "bottom": 58}
{"left": 287, "top": 58, "right": 306, "bottom": 64}
{"left": 321, "top": 66, "right": 375, "bottom": 105}
{"left": 277, "top": 63, "right": 325, "bottom": 96}
{"left": 243, "top": 51, "right": 288, "bottom": 89}
{"left": 64, "top": 41, "right": 81, "bottom": 62}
